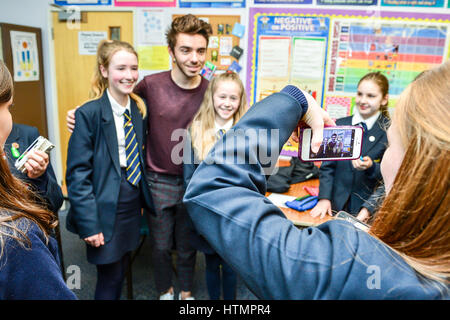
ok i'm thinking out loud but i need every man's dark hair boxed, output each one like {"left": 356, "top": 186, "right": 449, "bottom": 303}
{"left": 166, "top": 14, "right": 213, "bottom": 52}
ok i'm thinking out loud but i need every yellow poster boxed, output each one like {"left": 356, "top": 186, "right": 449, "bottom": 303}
{"left": 138, "top": 45, "right": 170, "bottom": 71}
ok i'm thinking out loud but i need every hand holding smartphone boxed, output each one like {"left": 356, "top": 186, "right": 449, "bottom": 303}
{"left": 299, "top": 126, "right": 363, "bottom": 161}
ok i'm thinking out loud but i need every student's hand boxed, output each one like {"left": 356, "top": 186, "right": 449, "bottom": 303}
{"left": 310, "top": 199, "right": 332, "bottom": 219}
{"left": 352, "top": 156, "right": 373, "bottom": 171}
{"left": 24, "top": 150, "right": 49, "bottom": 179}
{"left": 66, "top": 107, "right": 79, "bottom": 133}
{"left": 299, "top": 91, "right": 335, "bottom": 153}
{"left": 356, "top": 207, "right": 371, "bottom": 224}
{"left": 84, "top": 233, "right": 105, "bottom": 247}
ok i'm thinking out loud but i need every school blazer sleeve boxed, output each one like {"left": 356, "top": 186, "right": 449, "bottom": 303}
{"left": 66, "top": 107, "right": 102, "bottom": 239}
{"left": 5, "top": 124, "right": 64, "bottom": 214}
{"left": 184, "top": 87, "right": 342, "bottom": 299}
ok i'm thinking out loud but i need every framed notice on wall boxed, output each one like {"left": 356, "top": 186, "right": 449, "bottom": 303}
{"left": 10, "top": 30, "right": 40, "bottom": 82}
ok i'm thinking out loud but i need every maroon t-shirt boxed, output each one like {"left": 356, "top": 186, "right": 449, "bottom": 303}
{"left": 134, "top": 71, "right": 209, "bottom": 176}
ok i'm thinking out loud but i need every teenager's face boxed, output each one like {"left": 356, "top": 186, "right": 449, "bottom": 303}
{"left": 213, "top": 80, "right": 241, "bottom": 125}
{"left": 169, "top": 33, "right": 207, "bottom": 79}
{"left": 101, "top": 49, "right": 139, "bottom": 100}
{"left": 381, "top": 121, "right": 405, "bottom": 194}
{"left": 355, "top": 79, "right": 388, "bottom": 119}
{"left": 0, "top": 97, "right": 13, "bottom": 147}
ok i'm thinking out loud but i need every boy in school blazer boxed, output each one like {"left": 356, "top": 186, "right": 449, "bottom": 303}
{"left": 318, "top": 114, "right": 388, "bottom": 215}
{"left": 66, "top": 92, "right": 154, "bottom": 243}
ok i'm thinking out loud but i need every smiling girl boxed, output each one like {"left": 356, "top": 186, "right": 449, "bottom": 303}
{"left": 311, "top": 72, "right": 390, "bottom": 220}
{"left": 65, "top": 40, "right": 153, "bottom": 299}
{"left": 183, "top": 72, "right": 248, "bottom": 300}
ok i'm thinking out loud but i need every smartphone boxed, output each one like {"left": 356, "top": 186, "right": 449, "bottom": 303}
{"left": 299, "top": 126, "right": 363, "bottom": 161}
{"left": 15, "top": 136, "right": 55, "bottom": 173}
{"left": 335, "top": 211, "right": 369, "bottom": 231}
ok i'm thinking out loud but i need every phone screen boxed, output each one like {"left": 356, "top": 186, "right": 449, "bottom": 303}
{"left": 299, "top": 126, "right": 363, "bottom": 161}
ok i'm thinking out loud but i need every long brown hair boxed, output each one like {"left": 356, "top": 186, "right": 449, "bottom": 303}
{"left": 369, "top": 61, "right": 450, "bottom": 285}
{"left": 0, "top": 61, "right": 56, "bottom": 259}
{"left": 89, "top": 40, "right": 146, "bottom": 117}
{"left": 189, "top": 72, "right": 248, "bottom": 161}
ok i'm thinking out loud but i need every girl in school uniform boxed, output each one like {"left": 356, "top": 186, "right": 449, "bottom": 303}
{"left": 66, "top": 40, "right": 153, "bottom": 300}
{"left": 310, "top": 72, "right": 390, "bottom": 221}
{"left": 183, "top": 72, "right": 248, "bottom": 300}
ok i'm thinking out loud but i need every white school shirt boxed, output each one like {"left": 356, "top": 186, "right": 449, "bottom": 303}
{"left": 106, "top": 89, "right": 130, "bottom": 168}
{"left": 214, "top": 118, "right": 234, "bottom": 135}
{"left": 352, "top": 109, "right": 380, "bottom": 131}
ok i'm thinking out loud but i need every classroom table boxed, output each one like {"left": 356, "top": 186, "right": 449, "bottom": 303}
{"left": 266, "top": 159, "right": 332, "bottom": 228}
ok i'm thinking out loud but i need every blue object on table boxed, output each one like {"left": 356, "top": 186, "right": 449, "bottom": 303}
{"left": 285, "top": 196, "right": 318, "bottom": 212}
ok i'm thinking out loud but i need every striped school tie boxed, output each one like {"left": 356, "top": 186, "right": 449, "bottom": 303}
{"left": 123, "top": 109, "right": 142, "bottom": 186}
{"left": 359, "top": 122, "right": 368, "bottom": 133}
{"left": 216, "top": 128, "right": 226, "bottom": 139}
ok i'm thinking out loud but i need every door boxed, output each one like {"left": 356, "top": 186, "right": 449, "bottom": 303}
{"left": 52, "top": 11, "right": 133, "bottom": 185}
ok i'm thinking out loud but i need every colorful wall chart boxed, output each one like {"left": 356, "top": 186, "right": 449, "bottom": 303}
{"left": 247, "top": 8, "right": 450, "bottom": 157}
{"left": 248, "top": 8, "right": 450, "bottom": 109}
{"left": 10, "top": 31, "right": 40, "bottom": 82}
{"left": 327, "top": 19, "right": 448, "bottom": 95}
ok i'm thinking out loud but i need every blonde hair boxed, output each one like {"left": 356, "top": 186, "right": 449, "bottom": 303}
{"left": 90, "top": 40, "right": 146, "bottom": 117}
{"left": 369, "top": 60, "right": 450, "bottom": 285}
{"left": 189, "top": 72, "right": 248, "bottom": 160}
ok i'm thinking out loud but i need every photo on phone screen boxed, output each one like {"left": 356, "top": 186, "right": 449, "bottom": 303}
{"left": 299, "top": 126, "right": 363, "bottom": 161}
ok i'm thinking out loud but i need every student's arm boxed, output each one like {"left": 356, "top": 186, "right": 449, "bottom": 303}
{"left": 310, "top": 158, "right": 337, "bottom": 218}
{"left": 26, "top": 127, "right": 64, "bottom": 213}
{"left": 65, "top": 108, "right": 102, "bottom": 240}
{"left": 184, "top": 87, "right": 340, "bottom": 299}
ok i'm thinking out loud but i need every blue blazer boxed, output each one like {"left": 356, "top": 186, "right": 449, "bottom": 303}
{"left": 66, "top": 92, "right": 154, "bottom": 242}
{"left": 0, "top": 218, "right": 77, "bottom": 300}
{"left": 5, "top": 123, "right": 64, "bottom": 214}
{"left": 183, "top": 87, "right": 447, "bottom": 299}
{"left": 318, "top": 114, "right": 389, "bottom": 214}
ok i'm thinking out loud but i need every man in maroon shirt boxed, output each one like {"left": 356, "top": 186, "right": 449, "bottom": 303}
{"left": 67, "top": 15, "right": 212, "bottom": 300}
{"left": 133, "top": 15, "right": 211, "bottom": 300}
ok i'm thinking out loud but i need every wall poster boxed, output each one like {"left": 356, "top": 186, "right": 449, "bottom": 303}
{"left": 252, "top": 15, "right": 330, "bottom": 107}
{"left": 10, "top": 30, "right": 40, "bottom": 82}
{"left": 248, "top": 8, "right": 450, "bottom": 110}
